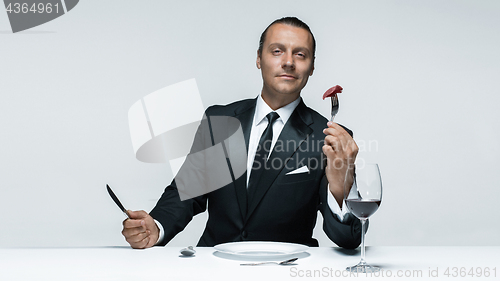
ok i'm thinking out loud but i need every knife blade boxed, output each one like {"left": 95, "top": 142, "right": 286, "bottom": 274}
{"left": 106, "top": 184, "right": 131, "bottom": 218}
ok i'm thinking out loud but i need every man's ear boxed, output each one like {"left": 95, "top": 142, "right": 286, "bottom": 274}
{"left": 256, "top": 50, "right": 261, "bottom": 69}
{"left": 309, "top": 61, "right": 315, "bottom": 76}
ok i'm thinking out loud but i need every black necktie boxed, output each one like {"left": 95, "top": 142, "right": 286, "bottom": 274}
{"left": 247, "top": 112, "right": 280, "bottom": 201}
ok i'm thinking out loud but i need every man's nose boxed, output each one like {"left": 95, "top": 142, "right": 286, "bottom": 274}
{"left": 282, "top": 53, "right": 295, "bottom": 69}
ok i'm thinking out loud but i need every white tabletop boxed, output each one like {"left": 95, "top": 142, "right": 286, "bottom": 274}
{"left": 0, "top": 246, "right": 498, "bottom": 280}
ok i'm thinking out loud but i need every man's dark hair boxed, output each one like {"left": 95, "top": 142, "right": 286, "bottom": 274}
{"left": 258, "top": 17, "right": 316, "bottom": 58}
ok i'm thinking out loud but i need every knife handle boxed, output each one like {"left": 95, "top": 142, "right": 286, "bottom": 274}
{"left": 123, "top": 210, "right": 132, "bottom": 219}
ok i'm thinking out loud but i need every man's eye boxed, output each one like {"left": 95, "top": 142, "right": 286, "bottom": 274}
{"left": 272, "top": 49, "right": 282, "bottom": 55}
{"left": 296, "top": 53, "right": 305, "bottom": 58}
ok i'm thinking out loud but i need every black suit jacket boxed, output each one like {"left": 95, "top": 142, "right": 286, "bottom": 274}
{"left": 150, "top": 98, "right": 362, "bottom": 248}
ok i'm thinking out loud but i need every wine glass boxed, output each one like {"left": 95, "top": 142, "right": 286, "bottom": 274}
{"left": 344, "top": 163, "right": 382, "bottom": 273}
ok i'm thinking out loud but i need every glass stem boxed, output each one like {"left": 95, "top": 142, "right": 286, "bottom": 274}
{"left": 360, "top": 218, "right": 367, "bottom": 265}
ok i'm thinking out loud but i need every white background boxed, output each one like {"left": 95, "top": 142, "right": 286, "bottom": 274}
{"left": 0, "top": 0, "right": 499, "bottom": 248}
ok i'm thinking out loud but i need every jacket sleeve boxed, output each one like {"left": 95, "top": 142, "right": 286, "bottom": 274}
{"left": 319, "top": 175, "right": 365, "bottom": 249}
{"left": 318, "top": 124, "right": 365, "bottom": 249}
{"left": 149, "top": 180, "right": 207, "bottom": 246}
{"left": 149, "top": 107, "right": 216, "bottom": 246}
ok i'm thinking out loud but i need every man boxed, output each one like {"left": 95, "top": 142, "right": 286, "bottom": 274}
{"left": 122, "top": 17, "right": 362, "bottom": 249}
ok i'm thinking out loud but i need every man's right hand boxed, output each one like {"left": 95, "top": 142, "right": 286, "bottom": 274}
{"left": 121, "top": 210, "right": 159, "bottom": 249}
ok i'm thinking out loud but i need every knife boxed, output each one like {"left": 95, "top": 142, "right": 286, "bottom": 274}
{"left": 106, "top": 184, "right": 131, "bottom": 218}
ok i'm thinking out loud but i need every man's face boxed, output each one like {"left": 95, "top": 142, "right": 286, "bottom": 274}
{"left": 257, "top": 23, "right": 315, "bottom": 101}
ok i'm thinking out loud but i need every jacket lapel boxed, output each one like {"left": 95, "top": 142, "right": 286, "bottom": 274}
{"left": 230, "top": 99, "right": 256, "bottom": 220}
{"left": 245, "top": 100, "right": 313, "bottom": 221}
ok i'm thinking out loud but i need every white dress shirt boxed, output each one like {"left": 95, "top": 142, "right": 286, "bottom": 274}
{"left": 155, "top": 95, "right": 349, "bottom": 244}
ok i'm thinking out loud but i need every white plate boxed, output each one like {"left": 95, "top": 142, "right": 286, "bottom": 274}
{"left": 214, "top": 241, "right": 308, "bottom": 257}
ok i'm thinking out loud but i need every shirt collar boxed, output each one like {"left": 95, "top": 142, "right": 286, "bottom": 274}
{"left": 253, "top": 94, "right": 301, "bottom": 126}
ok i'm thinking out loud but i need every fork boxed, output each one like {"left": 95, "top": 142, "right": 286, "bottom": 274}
{"left": 240, "top": 257, "right": 298, "bottom": 266}
{"left": 330, "top": 93, "right": 339, "bottom": 121}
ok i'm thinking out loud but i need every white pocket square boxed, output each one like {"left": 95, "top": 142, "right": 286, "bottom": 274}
{"left": 286, "top": 166, "right": 309, "bottom": 175}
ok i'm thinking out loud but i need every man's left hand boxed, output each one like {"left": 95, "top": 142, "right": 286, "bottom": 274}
{"left": 322, "top": 121, "right": 358, "bottom": 206}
